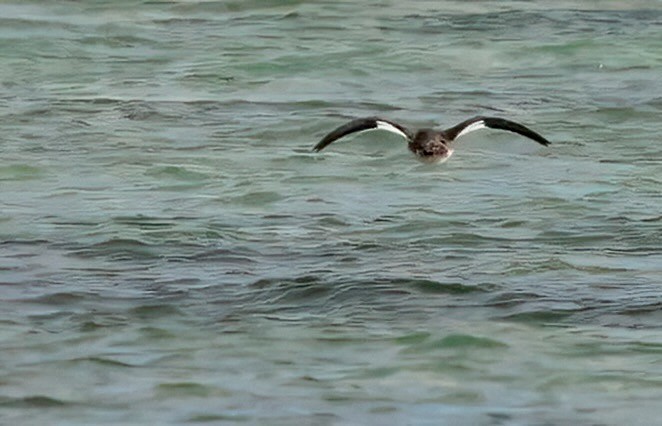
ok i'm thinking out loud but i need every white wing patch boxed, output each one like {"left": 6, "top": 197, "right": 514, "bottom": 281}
{"left": 376, "top": 120, "right": 409, "bottom": 140}
{"left": 454, "top": 120, "right": 486, "bottom": 139}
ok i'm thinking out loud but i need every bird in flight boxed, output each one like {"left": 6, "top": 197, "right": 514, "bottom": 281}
{"left": 313, "top": 116, "right": 551, "bottom": 163}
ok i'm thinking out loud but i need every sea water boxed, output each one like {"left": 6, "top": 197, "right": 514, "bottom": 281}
{"left": 1, "top": 1, "right": 661, "bottom": 424}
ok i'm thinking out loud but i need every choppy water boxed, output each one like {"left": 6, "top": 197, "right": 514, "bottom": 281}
{"left": 1, "top": 1, "right": 661, "bottom": 424}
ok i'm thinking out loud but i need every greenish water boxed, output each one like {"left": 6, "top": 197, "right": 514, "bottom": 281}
{"left": 1, "top": 1, "right": 661, "bottom": 424}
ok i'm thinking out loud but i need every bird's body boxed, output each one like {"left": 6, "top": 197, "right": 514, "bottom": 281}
{"left": 313, "top": 116, "right": 551, "bottom": 163}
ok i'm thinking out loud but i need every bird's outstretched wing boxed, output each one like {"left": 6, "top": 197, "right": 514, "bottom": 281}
{"left": 442, "top": 116, "right": 551, "bottom": 146}
{"left": 313, "top": 117, "right": 412, "bottom": 152}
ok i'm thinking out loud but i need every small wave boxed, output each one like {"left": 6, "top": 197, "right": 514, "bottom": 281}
{"left": 18, "top": 292, "right": 88, "bottom": 305}
{"left": 70, "top": 238, "right": 159, "bottom": 260}
{"left": 155, "top": 382, "right": 230, "bottom": 399}
{"left": 398, "top": 333, "right": 508, "bottom": 355}
{"left": 129, "top": 304, "right": 186, "bottom": 319}
{"left": 145, "top": 165, "right": 211, "bottom": 182}
{"left": 0, "top": 395, "right": 68, "bottom": 408}
{"left": 403, "top": 279, "right": 493, "bottom": 294}
{"left": 231, "top": 190, "right": 284, "bottom": 206}
{"left": 111, "top": 215, "right": 178, "bottom": 229}
{"left": 68, "top": 356, "right": 136, "bottom": 368}
{"left": 0, "top": 164, "right": 44, "bottom": 181}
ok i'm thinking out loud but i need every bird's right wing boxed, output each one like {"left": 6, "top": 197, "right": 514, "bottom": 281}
{"left": 313, "top": 117, "right": 412, "bottom": 152}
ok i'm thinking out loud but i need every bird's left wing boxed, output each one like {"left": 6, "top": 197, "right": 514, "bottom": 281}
{"left": 442, "top": 116, "right": 551, "bottom": 146}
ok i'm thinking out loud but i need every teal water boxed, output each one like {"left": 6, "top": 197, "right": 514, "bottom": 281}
{"left": 1, "top": 1, "right": 661, "bottom": 424}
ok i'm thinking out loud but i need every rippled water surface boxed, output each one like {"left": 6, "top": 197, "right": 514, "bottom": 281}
{"left": 1, "top": 1, "right": 661, "bottom": 424}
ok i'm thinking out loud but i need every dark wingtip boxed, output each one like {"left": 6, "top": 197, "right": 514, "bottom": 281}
{"left": 481, "top": 117, "right": 552, "bottom": 148}
{"left": 530, "top": 137, "right": 551, "bottom": 147}
{"left": 312, "top": 137, "right": 332, "bottom": 152}
{"left": 533, "top": 134, "right": 552, "bottom": 147}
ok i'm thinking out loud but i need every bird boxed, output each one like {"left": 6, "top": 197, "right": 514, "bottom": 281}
{"left": 313, "top": 116, "right": 551, "bottom": 163}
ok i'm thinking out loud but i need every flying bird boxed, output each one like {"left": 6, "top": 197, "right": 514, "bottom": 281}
{"left": 313, "top": 116, "right": 551, "bottom": 163}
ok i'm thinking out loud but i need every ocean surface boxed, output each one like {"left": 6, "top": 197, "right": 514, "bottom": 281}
{"left": 1, "top": 1, "right": 661, "bottom": 424}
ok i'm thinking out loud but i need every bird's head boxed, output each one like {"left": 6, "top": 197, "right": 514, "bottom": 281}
{"left": 409, "top": 129, "right": 453, "bottom": 163}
